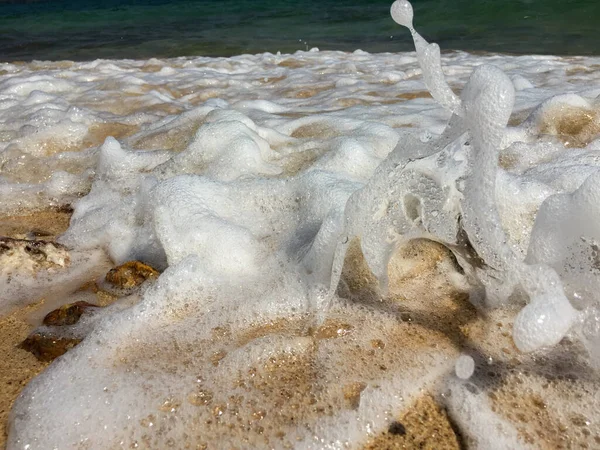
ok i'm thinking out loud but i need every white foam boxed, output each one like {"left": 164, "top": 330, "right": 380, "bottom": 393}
{"left": 444, "top": 381, "right": 530, "bottom": 450}
{"left": 455, "top": 354, "right": 475, "bottom": 380}
{"left": 2, "top": 0, "right": 600, "bottom": 447}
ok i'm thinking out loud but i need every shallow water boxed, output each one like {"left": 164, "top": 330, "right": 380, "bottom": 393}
{"left": 0, "top": 0, "right": 599, "bottom": 61}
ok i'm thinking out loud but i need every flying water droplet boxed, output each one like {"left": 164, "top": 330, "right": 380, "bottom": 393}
{"left": 455, "top": 354, "right": 475, "bottom": 379}
{"left": 390, "top": 0, "right": 414, "bottom": 29}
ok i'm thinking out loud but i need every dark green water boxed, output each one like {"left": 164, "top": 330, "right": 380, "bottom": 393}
{"left": 0, "top": 0, "right": 598, "bottom": 61}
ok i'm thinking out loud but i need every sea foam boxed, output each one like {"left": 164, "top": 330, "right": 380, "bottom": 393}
{"left": 2, "top": 1, "right": 600, "bottom": 448}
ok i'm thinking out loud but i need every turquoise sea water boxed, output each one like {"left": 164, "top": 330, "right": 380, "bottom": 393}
{"left": 0, "top": 0, "right": 598, "bottom": 61}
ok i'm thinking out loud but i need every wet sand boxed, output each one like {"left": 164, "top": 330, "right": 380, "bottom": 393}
{"left": 0, "top": 302, "right": 49, "bottom": 449}
{"left": 363, "top": 395, "right": 461, "bottom": 450}
{"left": 0, "top": 210, "right": 72, "bottom": 241}
{"left": 0, "top": 210, "right": 467, "bottom": 449}
{"left": 0, "top": 210, "right": 72, "bottom": 448}
{"left": 1, "top": 210, "right": 598, "bottom": 449}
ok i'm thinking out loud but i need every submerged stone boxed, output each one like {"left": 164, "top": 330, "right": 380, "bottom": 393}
{"left": 42, "top": 300, "right": 98, "bottom": 327}
{"left": 19, "top": 332, "right": 82, "bottom": 363}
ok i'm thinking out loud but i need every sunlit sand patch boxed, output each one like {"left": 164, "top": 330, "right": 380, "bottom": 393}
{"left": 390, "top": 122, "right": 415, "bottom": 128}
{"left": 277, "top": 59, "right": 306, "bottom": 69}
{"left": 130, "top": 121, "right": 205, "bottom": 152}
{"left": 278, "top": 111, "right": 309, "bottom": 119}
{"left": 387, "top": 242, "right": 478, "bottom": 349}
{"left": 340, "top": 238, "right": 463, "bottom": 299}
{"left": 290, "top": 122, "right": 340, "bottom": 139}
{"left": 339, "top": 238, "right": 477, "bottom": 346}
{"left": 0, "top": 208, "right": 72, "bottom": 240}
{"left": 279, "top": 147, "right": 324, "bottom": 176}
{"left": 457, "top": 307, "right": 522, "bottom": 363}
{"left": 78, "top": 92, "right": 179, "bottom": 117}
{"left": 258, "top": 75, "right": 287, "bottom": 84}
{"left": 508, "top": 109, "right": 533, "bottom": 127}
{"left": 337, "top": 238, "right": 379, "bottom": 302}
{"left": 101, "top": 302, "right": 458, "bottom": 449}
{"left": 13, "top": 132, "right": 88, "bottom": 158}
{"left": 335, "top": 98, "right": 372, "bottom": 107}
{"left": 28, "top": 61, "right": 75, "bottom": 71}
{"left": 0, "top": 149, "right": 94, "bottom": 186}
{"left": 163, "top": 84, "right": 205, "bottom": 99}
{"left": 388, "top": 239, "right": 459, "bottom": 286}
{"left": 378, "top": 98, "right": 411, "bottom": 105}
{"left": 0, "top": 301, "right": 50, "bottom": 450}
{"left": 396, "top": 91, "right": 432, "bottom": 101}
{"left": 150, "top": 102, "right": 188, "bottom": 116}
{"left": 565, "top": 65, "right": 600, "bottom": 77}
{"left": 363, "top": 394, "right": 461, "bottom": 450}
{"left": 77, "top": 98, "right": 142, "bottom": 116}
{"left": 537, "top": 105, "right": 600, "bottom": 148}
{"left": 283, "top": 84, "right": 334, "bottom": 99}
{"left": 81, "top": 122, "right": 139, "bottom": 149}
{"left": 490, "top": 369, "right": 600, "bottom": 449}
{"left": 498, "top": 151, "right": 520, "bottom": 170}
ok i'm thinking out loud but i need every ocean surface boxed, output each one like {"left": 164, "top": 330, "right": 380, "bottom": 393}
{"left": 0, "top": 0, "right": 598, "bottom": 61}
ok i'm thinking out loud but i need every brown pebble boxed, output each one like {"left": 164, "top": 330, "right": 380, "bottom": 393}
{"left": 43, "top": 301, "right": 97, "bottom": 326}
{"left": 388, "top": 421, "right": 406, "bottom": 436}
{"left": 105, "top": 261, "right": 159, "bottom": 289}
{"left": 19, "top": 333, "right": 82, "bottom": 362}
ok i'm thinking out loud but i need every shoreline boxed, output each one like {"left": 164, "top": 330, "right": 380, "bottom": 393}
{"left": 3, "top": 47, "right": 600, "bottom": 66}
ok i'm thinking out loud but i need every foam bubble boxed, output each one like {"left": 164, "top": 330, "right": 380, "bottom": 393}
{"left": 455, "top": 354, "right": 475, "bottom": 379}
{"left": 390, "top": 0, "right": 413, "bottom": 28}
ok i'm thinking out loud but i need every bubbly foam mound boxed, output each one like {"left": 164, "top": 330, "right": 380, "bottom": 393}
{"left": 3, "top": 1, "right": 600, "bottom": 448}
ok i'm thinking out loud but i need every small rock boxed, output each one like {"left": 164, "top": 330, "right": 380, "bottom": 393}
{"left": 388, "top": 421, "right": 407, "bottom": 436}
{"left": 104, "top": 261, "right": 159, "bottom": 291}
{"left": 19, "top": 332, "right": 81, "bottom": 362}
{"left": 43, "top": 301, "right": 98, "bottom": 326}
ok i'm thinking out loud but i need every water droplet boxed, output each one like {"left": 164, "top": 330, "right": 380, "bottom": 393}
{"left": 455, "top": 354, "right": 475, "bottom": 379}
{"left": 390, "top": 0, "right": 414, "bottom": 28}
